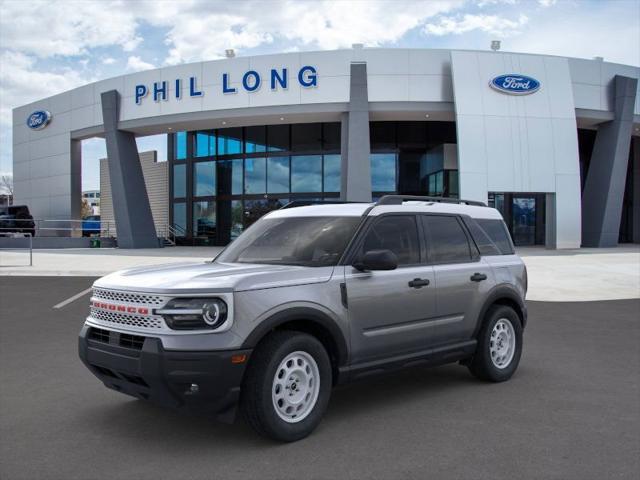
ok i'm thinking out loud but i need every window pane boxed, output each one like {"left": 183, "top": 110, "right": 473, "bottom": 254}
{"left": 292, "top": 123, "right": 322, "bottom": 151}
{"left": 267, "top": 156, "right": 290, "bottom": 193}
{"left": 217, "top": 216, "right": 361, "bottom": 267}
{"left": 194, "top": 131, "right": 215, "bottom": 157}
{"left": 174, "top": 131, "right": 187, "bottom": 160}
{"left": 423, "top": 215, "right": 472, "bottom": 263}
{"left": 476, "top": 219, "right": 514, "bottom": 255}
{"left": 323, "top": 123, "right": 341, "bottom": 150}
{"left": 173, "top": 164, "right": 186, "bottom": 198}
{"left": 323, "top": 154, "right": 341, "bottom": 193}
{"left": 244, "top": 158, "right": 266, "bottom": 194}
{"left": 230, "top": 200, "right": 244, "bottom": 240}
{"left": 464, "top": 219, "right": 500, "bottom": 256}
{"left": 173, "top": 202, "right": 186, "bottom": 235}
{"left": 245, "top": 126, "right": 267, "bottom": 153}
{"left": 370, "top": 122, "right": 396, "bottom": 150}
{"left": 268, "top": 124, "right": 289, "bottom": 152}
{"left": 217, "top": 127, "right": 242, "bottom": 155}
{"left": 218, "top": 160, "right": 243, "bottom": 195}
{"left": 193, "top": 201, "right": 216, "bottom": 237}
{"left": 194, "top": 161, "right": 216, "bottom": 197}
{"left": 370, "top": 153, "right": 396, "bottom": 192}
{"left": 291, "top": 155, "right": 322, "bottom": 193}
{"left": 361, "top": 216, "right": 420, "bottom": 265}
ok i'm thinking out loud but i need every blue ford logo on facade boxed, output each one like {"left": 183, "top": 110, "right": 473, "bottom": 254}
{"left": 26, "top": 110, "right": 52, "bottom": 130}
{"left": 490, "top": 74, "right": 540, "bottom": 95}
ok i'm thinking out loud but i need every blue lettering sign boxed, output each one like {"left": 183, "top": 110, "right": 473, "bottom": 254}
{"left": 135, "top": 85, "right": 148, "bottom": 104}
{"left": 298, "top": 66, "right": 317, "bottom": 87}
{"left": 189, "top": 76, "right": 203, "bottom": 97}
{"left": 242, "top": 70, "right": 261, "bottom": 92}
{"left": 271, "top": 68, "right": 287, "bottom": 90}
{"left": 222, "top": 73, "right": 237, "bottom": 94}
{"left": 153, "top": 81, "right": 167, "bottom": 102}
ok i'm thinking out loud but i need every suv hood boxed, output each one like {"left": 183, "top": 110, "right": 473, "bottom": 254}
{"left": 93, "top": 261, "right": 335, "bottom": 294}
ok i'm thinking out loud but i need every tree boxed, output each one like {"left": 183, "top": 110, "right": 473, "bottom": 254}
{"left": 81, "top": 199, "right": 92, "bottom": 218}
{"left": 0, "top": 175, "right": 13, "bottom": 197}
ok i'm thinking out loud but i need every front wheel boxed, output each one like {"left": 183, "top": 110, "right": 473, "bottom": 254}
{"left": 240, "top": 331, "right": 332, "bottom": 442}
{"left": 468, "top": 305, "right": 523, "bottom": 382}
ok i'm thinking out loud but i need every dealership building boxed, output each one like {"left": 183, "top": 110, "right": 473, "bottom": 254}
{"left": 11, "top": 47, "right": 640, "bottom": 248}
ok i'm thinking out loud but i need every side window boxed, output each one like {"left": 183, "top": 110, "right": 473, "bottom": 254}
{"left": 476, "top": 219, "right": 515, "bottom": 255}
{"left": 360, "top": 216, "right": 420, "bottom": 265}
{"left": 422, "top": 215, "right": 473, "bottom": 264}
{"left": 463, "top": 218, "right": 501, "bottom": 256}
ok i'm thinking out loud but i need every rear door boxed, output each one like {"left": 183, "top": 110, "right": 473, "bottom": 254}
{"left": 421, "top": 214, "right": 495, "bottom": 345}
{"left": 345, "top": 214, "right": 437, "bottom": 364}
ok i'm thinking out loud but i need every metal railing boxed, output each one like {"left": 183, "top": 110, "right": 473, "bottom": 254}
{"left": 0, "top": 218, "right": 187, "bottom": 248}
{"left": 0, "top": 218, "right": 116, "bottom": 237}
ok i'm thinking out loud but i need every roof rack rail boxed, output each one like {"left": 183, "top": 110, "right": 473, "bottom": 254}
{"left": 280, "top": 200, "right": 363, "bottom": 209}
{"left": 375, "top": 195, "right": 486, "bottom": 207}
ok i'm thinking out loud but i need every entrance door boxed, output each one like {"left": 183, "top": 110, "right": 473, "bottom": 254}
{"left": 511, "top": 196, "right": 536, "bottom": 246}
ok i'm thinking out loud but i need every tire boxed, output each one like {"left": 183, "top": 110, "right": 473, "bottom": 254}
{"left": 468, "top": 305, "right": 523, "bottom": 382}
{"left": 240, "top": 330, "right": 332, "bottom": 442}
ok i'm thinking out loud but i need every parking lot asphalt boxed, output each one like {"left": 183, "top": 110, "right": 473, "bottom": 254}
{"left": 1, "top": 277, "right": 638, "bottom": 480}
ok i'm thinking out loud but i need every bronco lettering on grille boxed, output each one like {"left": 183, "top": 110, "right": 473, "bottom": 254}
{"left": 90, "top": 300, "right": 149, "bottom": 315}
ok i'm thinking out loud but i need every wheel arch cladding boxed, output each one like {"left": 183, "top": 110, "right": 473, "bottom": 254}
{"left": 242, "top": 307, "right": 348, "bottom": 383}
{"left": 475, "top": 285, "right": 527, "bottom": 337}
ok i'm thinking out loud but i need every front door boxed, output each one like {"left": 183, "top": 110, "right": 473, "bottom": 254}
{"left": 345, "top": 215, "right": 437, "bottom": 364}
{"left": 511, "top": 196, "right": 536, "bottom": 246}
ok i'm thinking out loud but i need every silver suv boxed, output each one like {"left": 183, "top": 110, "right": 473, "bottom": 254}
{"left": 79, "top": 195, "right": 527, "bottom": 442}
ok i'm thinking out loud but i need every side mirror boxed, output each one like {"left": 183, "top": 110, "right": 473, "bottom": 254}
{"left": 353, "top": 249, "right": 398, "bottom": 271}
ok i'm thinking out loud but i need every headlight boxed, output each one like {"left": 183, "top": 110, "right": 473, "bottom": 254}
{"left": 157, "top": 298, "right": 228, "bottom": 330}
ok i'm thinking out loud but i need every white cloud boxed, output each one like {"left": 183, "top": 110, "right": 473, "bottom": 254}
{"left": 0, "top": 0, "right": 142, "bottom": 58}
{"left": 126, "top": 0, "right": 464, "bottom": 65}
{"left": 102, "top": 57, "right": 116, "bottom": 65}
{"left": 538, "top": 0, "right": 557, "bottom": 7}
{"left": 424, "top": 13, "right": 529, "bottom": 37}
{"left": 126, "top": 55, "right": 155, "bottom": 72}
{"left": 0, "top": 50, "right": 93, "bottom": 172}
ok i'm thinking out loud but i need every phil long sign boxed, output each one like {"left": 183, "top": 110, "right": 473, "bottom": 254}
{"left": 135, "top": 65, "right": 318, "bottom": 105}
{"left": 490, "top": 74, "right": 541, "bottom": 95}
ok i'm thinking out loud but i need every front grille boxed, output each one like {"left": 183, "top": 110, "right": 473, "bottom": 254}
{"left": 88, "top": 327, "right": 110, "bottom": 343}
{"left": 90, "top": 307, "right": 164, "bottom": 330}
{"left": 92, "top": 288, "right": 165, "bottom": 307}
{"left": 120, "top": 333, "right": 145, "bottom": 350}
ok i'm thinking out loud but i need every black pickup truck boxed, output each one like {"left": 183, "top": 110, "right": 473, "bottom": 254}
{"left": 0, "top": 205, "right": 36, "bottom": 237}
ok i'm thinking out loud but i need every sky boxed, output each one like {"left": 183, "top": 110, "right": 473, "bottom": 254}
{"left": 0, "top": 0, "right": 639, "bottom": 192}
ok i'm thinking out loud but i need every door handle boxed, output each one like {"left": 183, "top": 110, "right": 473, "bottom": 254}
{"left": 408, "top": 278, "right": 430, "bottom": 288}
{"left": 470, "top": 273, "right": 487, "bottom": 282}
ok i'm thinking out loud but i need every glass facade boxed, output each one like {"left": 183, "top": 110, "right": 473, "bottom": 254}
{"left": 169, "top": 121, "right": 459, "bottom": 245}
{"left": 170, "top": 122, "right": 341, "bottom": 245}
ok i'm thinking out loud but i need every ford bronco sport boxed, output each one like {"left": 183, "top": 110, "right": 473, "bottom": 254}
{"left": 79, "top": 195, "right": 527, "bottom": 442}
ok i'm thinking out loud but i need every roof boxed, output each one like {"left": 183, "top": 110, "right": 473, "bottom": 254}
{"left": 266, "top": 200, "right": 503, "bottom": 220}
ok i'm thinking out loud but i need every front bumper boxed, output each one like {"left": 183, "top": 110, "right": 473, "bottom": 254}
{"left": 78, "top": 325, "right": 251, "bottom": 422}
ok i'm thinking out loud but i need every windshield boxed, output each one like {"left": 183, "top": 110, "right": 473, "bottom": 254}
{"left": 216, "top": 216, "right": 361, "bottom": 267}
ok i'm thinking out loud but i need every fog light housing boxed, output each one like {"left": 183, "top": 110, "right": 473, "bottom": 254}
{"left": 158, "top": 298, "right": 228, "bottom": 330}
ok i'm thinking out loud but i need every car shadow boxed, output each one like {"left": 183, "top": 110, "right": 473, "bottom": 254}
{"left": 75, "top": 363, "right": 479, "bottom": 449}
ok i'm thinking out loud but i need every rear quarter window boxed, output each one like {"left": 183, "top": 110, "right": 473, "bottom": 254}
{"left": 474, "top": 218, "right": 515, "bottom": 255}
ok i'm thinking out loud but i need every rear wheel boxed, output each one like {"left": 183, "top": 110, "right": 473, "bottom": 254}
{"left": 241, "top": 331, "right": 332, "bottom": 442}
{"left": 468, "top": 305, "right": 523, "bottom": 382}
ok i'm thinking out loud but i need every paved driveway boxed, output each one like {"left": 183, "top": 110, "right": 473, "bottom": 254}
{"left": 1, "top": 277, "right": 638, "bottom": 480}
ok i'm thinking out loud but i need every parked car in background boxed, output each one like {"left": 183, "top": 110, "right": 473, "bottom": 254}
{"left": 82, "top": 215, "right": 101, "bottom": 237}
{"left": 0, "top": 205, "right": 35, "bottom": 237}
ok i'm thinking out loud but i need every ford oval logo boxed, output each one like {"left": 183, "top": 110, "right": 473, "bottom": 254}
{"left": 490, "top": 74, "right": 540, "bottom": 95}
{"left": 26, "top": 110, "right": 52, "bottom": 130}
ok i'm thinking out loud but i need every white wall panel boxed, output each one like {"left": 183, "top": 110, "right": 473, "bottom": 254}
{"left": 452, "top": 50, "right": 581, "bottom": 248}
